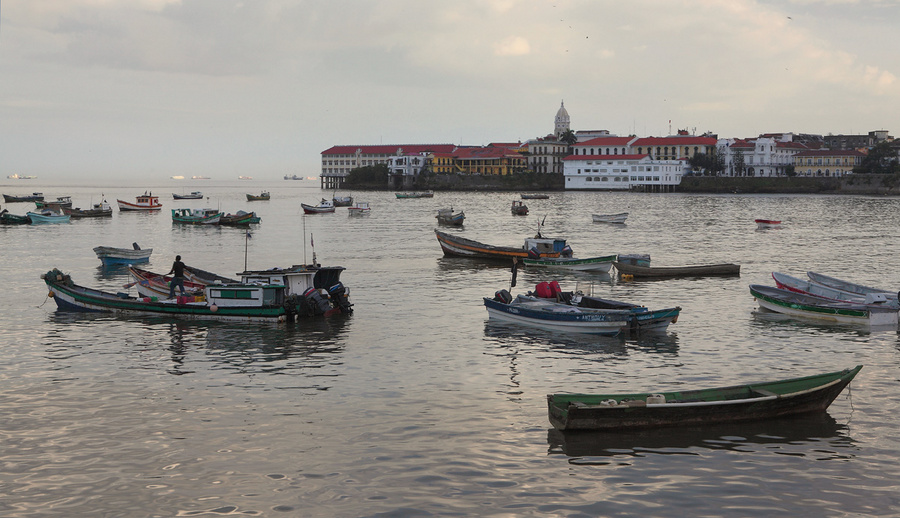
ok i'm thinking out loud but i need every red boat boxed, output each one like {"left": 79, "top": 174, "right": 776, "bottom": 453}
{"left": 755, "top": 219, "right": 781, "bottom": 229}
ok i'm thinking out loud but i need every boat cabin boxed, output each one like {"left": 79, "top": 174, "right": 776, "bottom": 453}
{"left": 523, "top": 236, "right": 570, "bottom": 256}
{"left": 237, "top": 265, "right": 347, "bottom": 297}
{"left": 205, "top": 284, "right": 286, "bottom": 308}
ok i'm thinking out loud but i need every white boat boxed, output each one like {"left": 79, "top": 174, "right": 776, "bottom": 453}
{"left": 302, "top": 199, "right": 336, "bottom": 214}
{"left": 348, "top": 202, "right": 371, "bottom": 215}
{"left": 592, "top": 212, "right": 628, "bottom": 224}
{"left": 749, "top": 284, "right": 898, "bottom": 327}
{"left": 93, "top": 243, "right": 153, "bottom": 265}
{"left": 117, "top": 192, "right": 162, "bottom": 211}
{"left": 173, "top": 191, "right": 204, "bottom": 200}
{"left": 807, "top": 271, "right": 898, "bottom": 301}
{"left": 522, "top": 254, "right": 617, "bottom": 272}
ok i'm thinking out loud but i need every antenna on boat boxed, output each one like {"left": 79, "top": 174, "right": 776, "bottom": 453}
{"left": 302, "top": 217, "right": 308, "bottom": 264}
{"left": 244, "top": 230, "right": 252, "bottom": 271}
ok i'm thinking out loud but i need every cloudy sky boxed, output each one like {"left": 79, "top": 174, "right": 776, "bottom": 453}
{"left": 2, "top": 0, "right": 898, "bottom": 181}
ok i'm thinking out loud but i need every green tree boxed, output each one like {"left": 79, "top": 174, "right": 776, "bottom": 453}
{"left": 345, "top": 164, "right": 389, "bottom": 187}
{"left": 856, "top": 141, "right": 899, "bottom": 174}
{"left": 559, "top": 130, "right": 577, "bottom": 146}
{"left": 687, "top": 151, "right": 725, "bottom": 176}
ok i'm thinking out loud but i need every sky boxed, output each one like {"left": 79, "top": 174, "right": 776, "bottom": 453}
{"left": 2, "top": 0, "right": 899, "bottom": 181}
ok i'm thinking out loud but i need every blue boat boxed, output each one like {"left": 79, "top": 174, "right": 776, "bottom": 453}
{"left": 26, "top": 211, "right": 70, "bottom": 224}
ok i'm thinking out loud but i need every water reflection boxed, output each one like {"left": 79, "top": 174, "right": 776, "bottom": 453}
{"left": 94, "top": 263, "right": 134, "bottom": 281}
{"left": 483, "top": 321, "right": 679, "bottom": 356}
{"left": 547, "top": 413, "right": 853, "bottom": 461}
{"left": 751, "top": 309, "right": 899, "bottom": 336}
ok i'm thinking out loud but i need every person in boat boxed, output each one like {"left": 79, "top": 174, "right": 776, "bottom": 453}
{"left": 167, "top": 255, "right": 187, "bottom": 299}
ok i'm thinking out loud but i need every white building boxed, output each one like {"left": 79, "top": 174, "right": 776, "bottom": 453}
{"left": 716, "top": 134, "right": 811, "bottom": 177}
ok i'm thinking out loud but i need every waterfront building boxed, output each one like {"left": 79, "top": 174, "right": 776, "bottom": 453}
{"left": 525, "top": 136, "right": 568, "bottom": 174}
{"left": 430, "top": 145, "right": 526, "bottom": 176}
{"left": 716, "top": 136, "right": 811, "bottom": 177}
{"left": 554, "top": 101, "right": 570, "bottom": 138}
{"left": 563, "top": 153, "right": 684, "bottom": 192}
{"left": 320, "top": 144, "right": 455, "bottom": 189}
{"left": 792, "top": 149, "right": 865, "bottom": 177}
{"left": 824, "top": 130, "right": 892, "bottom": 150}
{"left": 631, "top": 133, "right": 717, "bottom": 162}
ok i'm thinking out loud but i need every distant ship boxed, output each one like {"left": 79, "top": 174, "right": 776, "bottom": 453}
{"left": 171, "top": 175, "right": 185, "bottom": 180}
{"left": 7, "top": 174, "right": 36, "bottom": 179}
{"left": 285, "top": 174, "right": 302, "bottom": 180}
{"left": 192, "top": 175, "right": 210, "bottom": 180}
{"left": 238, "top": 176, "right": 253, "bottom": 180}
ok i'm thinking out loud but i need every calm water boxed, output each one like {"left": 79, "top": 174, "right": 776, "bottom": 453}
{"left": 3, "top": 180, "right": 900, "bottom": 517}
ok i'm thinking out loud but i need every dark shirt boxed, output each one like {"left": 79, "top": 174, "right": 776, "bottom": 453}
{"left": 171, "top": 260, "right": 186, "bottom": 278}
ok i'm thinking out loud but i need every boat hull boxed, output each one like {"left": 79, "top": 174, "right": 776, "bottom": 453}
{"left": 614, "top": 261, "right": 740, "bottom": 278}
{"left": 548, "top": 366, "right": 862, "bottom": 430}
{"left": 592, "top": 212, "right": 628, "bottom": 224}
{"left": 483, "top": 297, "right": 627, "bottom": 335}
{"left": 434, "top": 229, "right": 564, "bottom": 260}
{"left": 93, "top": 246, "right": 153, "bottom": 265}
{"left": 27, "top": 212, "right": 70, "bottom": 224}
{"left": 3, "top": 193, "right": 44, "bottom": 203}
{"left": 117, "top": 200, "right": 162, "bottom": 211}
{"left": 523, "top": 254, "right": 617, "bottom": 272}
{"left": 301, "top": 204, "right": 335, "bottom": 214}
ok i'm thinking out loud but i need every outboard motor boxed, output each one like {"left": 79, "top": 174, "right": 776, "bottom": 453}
{"left": 328, "top": 282, "right": 353, "bottom": 313}
{"left": 494, "top": 289, "right": 512, "bottom": 304}
{"left": 303, "top": 287, "right": 332, "bottom": 315}
{"left": 560, "top": 245, "right": 573, "bottom": 258}
{"left": 527, "top": 247, "right": 541, "bottom": 259}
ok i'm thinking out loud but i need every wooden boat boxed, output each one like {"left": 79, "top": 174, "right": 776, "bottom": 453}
{"left": 117, "top": 191, "right": 162, "bottom": 211}
{"left": 435, "top": 229, "right": 569, "bottom": 260}
{"left": 173, "top": 191, "right": 204, "bottom": 200}
{"left": 171, "top": 208, "right": 222, "bottom": 225}
{"left": 127, "top": 266, "right": 206, "bottom": 299}
{"left": 348, "top": 202, "right": 371, "bottom": 216}
{"left": 246, "top": 191, "right": 270, "bottom": 201}
{"left": 63, "top": 200, "right": 112, "bottom": 218}
{"left": 43, "top": 264, "right": 352, "bottom": 323}
{"left": 749, "top": 284, "right": 899, "bottom": 326}
{"left": 756, "top": 218, "right": 782, "bottom": 229}
{"left": 521, "top": 193, "right": 550, "bottom": 199}
{"left": 93, "top": 243, "right": 153, "bottom": 265}
{"left": 302, "top": 199, "right": 336, "bottom": 214}
{"left": 547, "top": 365, "right": 862, "bottom": 431}
{"left": 772, "top": 271, "right": 896, "bottom": 306}
{"left": 807, "top": 271, "right": 897, "bottom": 300}
{"left": 3, "top": 192, "right": 43, "bottom": 203}
{"left": 0, "top": 208, "right": 31, "bottom": 224}
{"left": 26, "top": 210, "right": 71, "bottom": 224}
{"left": 484, "top": 292, "right": 680, "bottom": 336}
{"left": 616, "top": 253, "right": 650, "bottom": 267}
{"left": 435, "top": 208, "right": 465, "bottom": 226}
{"left": 523, "top": 254, "right": 617, "bottom": 272}
{"left": 592, "top": 212, "right": 629, "bottom": 224}
{"left": 218, "top": 210, "right": 260, "bottom": 226}
{"left": 511, "top": 200, "right": 529, "bottom": 215}
{"left": 395, "top": 191, "right": 433, "bottom": 198}
{"left": 332, "top": 195, "right": 353, "bottom": 207}
{"left": 614, "top": 261, "right": 740, "bottom": 278}
{"left": 35, "top": 196, "right": 73, "bottom": 210}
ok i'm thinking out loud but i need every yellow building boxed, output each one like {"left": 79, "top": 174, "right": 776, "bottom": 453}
{"left": 792, "top": 149, "right": 866, "bottom": 176}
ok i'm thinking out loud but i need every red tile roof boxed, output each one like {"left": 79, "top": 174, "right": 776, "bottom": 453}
{"left": 632, "top": 136, "right": 717, "bottom": 146}
{"left": 575, "top": 136, "right": 634, "bottom": 147}
{"left": 793, "top": 149, "right": 866, "bottom": 157}
{"left": 321, "top": 144, "right": 456, "bottom": 155}
{"left": 564, "top": 154, "right": 650, "bottom": 161}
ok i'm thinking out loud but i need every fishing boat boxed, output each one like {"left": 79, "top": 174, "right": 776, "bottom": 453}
{"left": 434, "top": 229, "right": 570, "bottom": 260}
{"left": 173, "top": 191, "right": 204, "bottom": 200}
{"left": 614, "top": 261, "right": 740, "bottom": 278}
{"left": 807, "top": 271, "right": 898, "bottom": 300}
{"left": 117, "top": 192, "right": 162, "bottom": 211}
{"left": 93, "top": 243, "right": 153, "bottom": 265}
{"left": 749, "top": 284, "right": 898, "bottom": 326}
{"left": 332, "top": 195, "right": 353, "bottom": 207}
{"left": 523, "top": 254, "right": 617, "bottom": 272}
{"left": 592, "top": 212, "right": 629, "bottom": 224}
{"left": 127, "top": 266, "right": 206, "bottom": 299}
{"left": 772, "top": 271, "right": 896, "bottom": 306}
{"left": 484, "top": 290, "right": 680, "bottom": 336}
{"left": 521, "top": 193, "right": 550, "bottom": 199}
{"left": 395, "top": 191, "right": 434, "bottom": 199}
{"left": 302, "top": 199, "right": 336, "bottom": 214}
{"left": 218, "top": 210, "right": 261, "bottom": 226}
{"left": 63, "top": 200, "right": 112, "bottom": 218}
{"left": 756, "top": 219, "right": 782, "bottom": 229}
{"left": 348, "top": 202, "right": 371, "bottom": 216}
{"left": 171, "top": 208, "right": 222, "bottom": 225}
{"left": 35, "top": 196, "right": 73, "bottom": 211}
{"left": 246, "top": 191, "right": 270, "bottom": 201}
{"left": 547, "top": 365, "right": 862, "bottom": 431}
{"left": 511, "top": 200, "right": 529, "bottom": 215}
{"left": 42, "top": 263, "right": 353, "bottom": 323}
{"left": 0, "top": 208, "right": 31, "bottom": 224}
{"left": 26, "top": 211, "right": 71, "bottom": 224}
{"left": 435, "top": 208, "right": 465, "bottom": 226}
{"left": 617, "top": 254, "right": 650, "bottom": 267}
{"left": 3, "top": 193, "right": 43, "bottom": 203}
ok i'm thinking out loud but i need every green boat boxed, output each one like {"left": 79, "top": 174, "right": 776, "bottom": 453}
{"left": 0, "top": 209, "right": 31, "bottom": 224}
{"left": 547, "top": 365, "right": 862, "bottom": 431}
{"left": 522, "top": 254, "right": 617, "bottom": 272}
{"left": 42, "top": 265, "right": 352, "bottom": 323}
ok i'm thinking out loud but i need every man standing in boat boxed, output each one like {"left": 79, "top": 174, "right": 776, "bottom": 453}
{"left": 167, "top": 255, "right": 187, "bottom": 299}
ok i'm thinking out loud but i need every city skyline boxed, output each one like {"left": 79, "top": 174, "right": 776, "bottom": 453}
{"left": 2, "top": 0, "right": 898, "bottom": 181}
